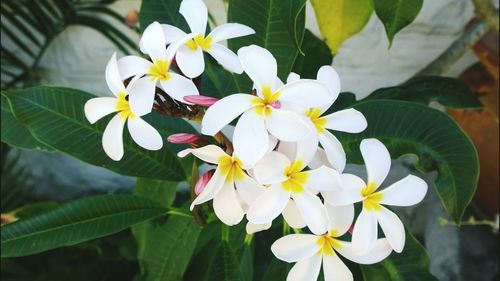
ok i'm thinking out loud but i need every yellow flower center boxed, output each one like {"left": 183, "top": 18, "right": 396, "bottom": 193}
{"left": 185, "top": 34, "right": 213, "bottom": 51}
{"left": 148, "top": 59, "right": 171, "bottom": 81}
{"left": 316, "top": 231, "right": 342, "bottom": 256}
{"left": 360, "top": 181, "right": 383, "bottom": 211}
{"left": 116, "top": 92, "right": 135, "bottom": 120}
{"left": 281, "top": 160, "right": 307, "bottom": 194}
{"left": 305, "top": 108, "right": 327, "bottom": 133}
{"left": 251, "top": 86, "right": 281, "bottom": 116}
{"left": 218, "top": 155, "right": 245, "bottom": 183}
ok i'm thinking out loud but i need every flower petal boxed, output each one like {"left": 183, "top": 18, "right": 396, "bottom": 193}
{"left": 308, "top": 148, "right": 330, "bottom": 170}
{"left": 324, "top": 108, "right": 367, "bottom": 133}
{"left": 376, "top": 206, "right": 405, "bottom": 253}
{"left": 287, "top": 254, "right": 322, "bottom": 281}
{"left": 141, "top": 21, "right": 167, "bottom": 62}
{"left": 282, "top": 200, "right": 307, "bottom": 229}
{"left": 379, "top": 175, "right": 428, "bottom": 206}
{"left": 360, "top": 138, "right": 391, "bottom": 189}
{"left": 238, "top": 45, "right": 277, "bottom": 89}
{"left": 336, "top": 239, "right": 393, "bottom": 265}
{"left": 213, "top": 181, "right": 245, "bottom": 226}
{"left": 159, "top": 72, "right": 199, "bottom": 103}
{"left": 127, "top": 116, "right": 162, "bottom": 150}
{"left": 252, "top": 151, "right": 290, "bottom": 185}
{"left": 235, "top": 172, "right": 265, "bottom": 207}
{"left": 318, "top": 131, "right": 346, "bottom": 172}
{"left": 317, "top": 65, "right": 340, "bottom": 113}
{"left": 351, "top": 209, "right": 378, "bottom": 255}
{"left": 117, "top": 56, "right": 152, "bottom": 80}
{"left": 165, "top": 32, "right": 197, "bottom": 62}
{"left": 190, "top": 167, "right": 225, "bottom": 209}
{"left": 322, "top": 253, "right": 353, "bottom": 281}
{"left": 233, "top": 110, "right": 269, "bottom": 166}
{"left": 177, "top": 144, "right": 227, "bottom": 164}
{"left": 247, "top": 184, "right": 290, "bottom": 224}
{"left": 279, "top": 128, "right": 319, "bottom": 170}
{"left": 161, "top": 24, "right": 187, "bottom": 44}
{"left": 84, "top": 97, "right": 117, "bottom": 124}
{"left": 180, "top": 0, "right": 208, "bottom": 35}
{"left": 322, "top": 173, "right": 365, "bottom": 206}
{"left": 246, "top": 221, "right": 272, "bottom": 234}
{"left": 271, "top": 234, "right": 320, "bottom": 263}
{"left": 287, "top": 72, "right": 301, "bottom": 83}
{"left": 201, "top": 94, "right": 254, "bottom": 135}
{"left": 128, "top": 76, "right": 156, "bottom": 116}
{"left": 102, "top": 113, "right": 126, "bottom": 161}
{"left": 302, "top": 166, "right": 341, "bottom": 192}
{"left": 266, "top": 110, "right": 311, "bottom": 142}
{"left": 176, "top": 45, "right": 205, "bottom": 78}
{"left": 293, "top": 189, "right": 329, "bottom": 235}
{"left": 278, "top": 80, "right": 332, "bottom": 109}
{"left": 105, "top": 53, "right": 126, "bottom": 96}
{"left": 208, "top": 23, "right": 255, "bottom": 42}
{"left": 326, "top": 203, "right": 354, "bottom": 237}
{"left": 207, "top": 43, "right": 243, "bottom": 74}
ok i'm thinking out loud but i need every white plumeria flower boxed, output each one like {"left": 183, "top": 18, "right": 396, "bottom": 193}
{"left": 324, "top": 138, "right": 428, "bottom": 254}
{"left": 201, "top": 45, "right": 333, "bottom": 166}
{"left": 271, "top": 203, "right": 393, "bottom": 281}
{"left": 246, "top": 199, "right": 307, "bottom": 235}
{"left": 178, "top": 145, "right": 263, "bottom": 226}
{"left": 117, "top": 21, "right": 199, "bottom": 116}
{"left": 248, "top": 147, "right": 341, "bottom": 235}
{"left": 156, "top": 0, "right": 255, "bottom": 78}
{"left": 84, "top": 53, "right": 163, "bottom": 161}
{"left": 288, "top": 66, "right": 367, "bottom": 172}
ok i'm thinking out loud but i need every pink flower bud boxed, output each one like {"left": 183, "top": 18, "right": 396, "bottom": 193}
{"left": 183, "top": 95, "right": 219, "bottom": 107}
{"left": 195, "top": 169, "right": 215, "bottom": 195}
{"left": 167, "top": 133, "right": 201, "bottom": 144}
{"left": 271, "top": 100, "right": 281, "bottom": 109}
{"left": 348, "top": 224, "right": 354, "bottom": 235}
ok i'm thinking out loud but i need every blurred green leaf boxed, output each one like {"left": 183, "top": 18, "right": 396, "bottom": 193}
{"left": 292, "top": 29, "right": 333, "bottom": 79}
{"left": 374, "top": 0, "right": 423, "bottom": 46}
{"left": 139, "top": 0, "right": 188, "bottom": 32}
{"left": 261, "top": 258, "right": 292, "bottom": 281}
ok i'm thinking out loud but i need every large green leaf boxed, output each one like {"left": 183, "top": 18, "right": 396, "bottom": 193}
{"left": 374, "top": 0, "right": 423, "bottom": 45}
{"left": 361, "top": 231, "right": 438, "bottom": 281}
{"left": 206, "top": 241, "right": 244, "bottom": 281}
{"left": 364, "top": 76, "right": 483, "bottom": 108}
{"left": 1, "top": 194, "right": 168, "bottom": 257}
{"left": 139, "top": 0, "right": 187, "bottom": 32}
{"left": 336, "top": 100, "right": 479, "bottom": 223}
{"left": 2, "top": 86, "right": 195, "bottom": 181}
{"left": 292, "top": 29, "right": 333, "bottom": 79}
{"left": 261, "top": 258, "right": 292, "bottom": 281}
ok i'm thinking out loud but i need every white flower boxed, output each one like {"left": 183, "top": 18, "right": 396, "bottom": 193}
{"left": 324, "top": 138, "right": 428, "bottom": 254}
{"left": 247, "top": 147, "right": 341, "bottom": 235}
{"left": 155, "top": 0, "right": 255, "bottom": 78}
{"left": 201, "top": 45, "right": 333, "bottom": 166}
{"left": 288, "top": 66, "right": 367, "bottom": 172}
{"left": 271, "top": 203, "right": 393, "bottom": 281}
{"left": 178, "top": 145, "right": 263, "bottom": 226}
{"left": 117, "top": 21, "right": 199, "bottom": 116}
{"left": 84, "top": 53, "right": 163, "bottom": 161}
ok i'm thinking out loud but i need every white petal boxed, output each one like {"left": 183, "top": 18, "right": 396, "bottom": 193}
{"left": 308, "top": 148, "right": 330, "bottom": 170}
{"left": 317, "top": 66, "right": 341, "bottom": 113}
{"left": 105, "top": 53, "right": 126, "bottom": 96}
{"left": 201, "top": 94, "right": 254, "bottom": 135}
{"left": 302, "top": 166, "right": 341, "bottom": 192}
{"left": 176, "top": 45, "right": 205, "bottom": 78}
{"left": 322, "top": 254, "right": 353, "bottom": 281}
{"left": 279, "top": 129, "right": 319, "bottom": 169}
{"left": 165, "top": 32, "right": 197, "bottom": 62}
{"left": 252, "top": 151, "right": 290, "bottom": 185}
{"left": 247, "top": 184, "right": 290, "bottom": 224}
{"left": 286, "top": 254, "right": 322, "bottom": 281}
{"left": 282, "top": 200, "right": 307, "bottom": 229}
{"left": 238, "top": 45, "right": 277, "bottom": 89}
{"left": 336, "top": 239, "right": 393, "bottom": 265}
{"left": 213, "top": 181, "right": 245, "bottom": 226}
{"left": 278, "top": 80, "right": 332, "bottom": 109}
{"left": 235, "top": 173, "right": 265, "bottom": 207}
{"left": 246, "top": 221, "right": 272, "bottom": 234}
{"left": 190, "top": 167, "right": 225, "bottom": 209}
{"left": 84, "top": 97, "right": 117, "bottom": 124}
{"left": 360, "top": 138, "right": 391, "bottom": 189}
{"left": 128, "top": 76, "right": 156, "bottom": 116}
{"left": 266, "top": 110, "right": 311, "bottom": 142}
{"left": 117, "top": 56, "right": 152, "bottom": 80}
{"left": 161, "top": 24, "right": 187, "bottom": 44}
{"left": 287, "top": 72, "right": 301, "bottom": 84}
{"left": 379, "top": 175, "right": 428, "bottom": 206}
{"left": 179, "top": 0, "right": 207, "bottom": 35}
{"left": 127, "top": 117, "right": 162, "bottom": 150}
{"left": 322, "top": 173, "right": 365, "bottom": 206}
{"left": 271, "top": 234, "right": 320, "bottom": 263}
{"left": 324, "top": 109, "right": 367, "bottom": 133}
{"left": 318, "top": 130, "right": 346, "bottom": 172}
{"left": 159, "top": 72, "right": 199, "bottom": 103}
{"left": 102, "top": 113, "right": 126, "bottom": 161}
{"left": 208, "top": 23, "right": 255, "bottom": 42}
{"left": 292, "top": 190, "right": 329, "bottom": 235}
{"left": 326, "top": 203, "right": 354, "bottom": 237}
{"left": 376, "top": 206, "right": 405, "bottom": 253}
{"left": 177, "top": 144, "right": 227, "bottom": 164}
{"left": 233, "top": 110, "right": 269, "bottom": 166}
{"left": 351, "top": 209, "right": 378, "bottom": 255}
{"left": 207, "top": 43, "right": 243, "bottom": 74}
{"left": 141, "top": 22, "right": 167, "bottom": 62}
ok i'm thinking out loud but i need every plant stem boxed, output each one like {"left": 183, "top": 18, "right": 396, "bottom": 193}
{"left": 221, "top": 224, "right": 230, "bottom": 242}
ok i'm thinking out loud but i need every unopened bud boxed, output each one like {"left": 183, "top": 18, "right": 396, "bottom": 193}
{"left": 167, "top": 133, "right": 201, "bottom": 144}
{"left": 195, "top": 169, "right": 215, "bottom": 195}
{"left": 183, "top": 95, "right": 219, "bottom": 107}
{"left": 348, "top": 224, "right": 354, "bottom": 235}
{"left": 125, "top": 10, "right": 139, "bottom": 27}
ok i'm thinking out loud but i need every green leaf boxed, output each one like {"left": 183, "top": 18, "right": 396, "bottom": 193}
{"left": 2, "top": 86, "right": 194, "bottom": 181}
{"left": 311, "top": 0, "right": 374, "bottom": 54}
{"left": 361, "top": 231, "right": 438, "bottom": 281}
{"left": 228, "top": 0, "right": 307, "bottom": 82}
{"left": 139, "top": 0, "right": 188, "bottom": 32}
{"left": 292, "top": 29, "right": 333, "bottom": 79}
{"left": 336, "top": 100, "right": 479, "bottom": 223}
{"left": 364, "top": 76, "right": 483, "bottom": 109}
{"left": 1, "top": 194, "right": 168, "bottom": 257}
{"left": 206, "top": 241, "right": 244, "bottom": 281}
{"left": 202, "top": 56, "right": 241, "bottom": 98}
{"left": 261, "top": 258, "right": 292, "bottom": 281}
{"left": 239, "top": 245, "right": 253, "bottom": 281}
{"left": 374, "top": 0, "right": 423, "bottom": 45}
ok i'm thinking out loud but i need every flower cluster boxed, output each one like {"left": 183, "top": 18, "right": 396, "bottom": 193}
{"left": 84, "top": 0, "right": 429, "bottom": 280}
